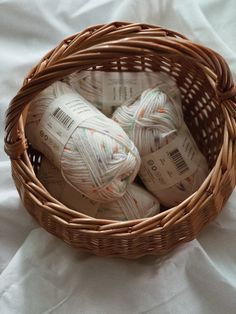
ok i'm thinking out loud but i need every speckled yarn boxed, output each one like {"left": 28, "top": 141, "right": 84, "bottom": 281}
{"left": 25, "top": 81, "right": 141, "bottom": 202}
{"left": 38, "top": 157, "right": 160, "bottom": 221}
{"left": 112, "top": 80, "right": 209, "bottom": 207}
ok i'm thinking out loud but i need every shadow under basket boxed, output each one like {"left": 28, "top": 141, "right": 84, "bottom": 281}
{"left": 4, "top": 22, "right": 236, "bottom": 258}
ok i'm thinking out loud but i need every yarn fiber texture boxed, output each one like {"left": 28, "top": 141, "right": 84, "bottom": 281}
{"left": 66, "top": 71, "right": 167, "bottom": 117}
{"left": 112, "top": 78, "right": 209, "bottom": 207}
{"left": 67, "top": 71, "right": 104, "bottom": 112}
{"left": 38, "top": 158, "right": 160, "bottom": 221}
{"left": 25, "top": 81, "right": 141, "bottom": 202}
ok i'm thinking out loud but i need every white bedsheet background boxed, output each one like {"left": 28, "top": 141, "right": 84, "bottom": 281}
{"left": 0, "top": 0, "right": 236, "bottom": 313}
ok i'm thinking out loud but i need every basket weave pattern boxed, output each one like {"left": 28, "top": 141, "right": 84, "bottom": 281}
{"left": 4, "top": 22, "right": 236, "bottom": 258}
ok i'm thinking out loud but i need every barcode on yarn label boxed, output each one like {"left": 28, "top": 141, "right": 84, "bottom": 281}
{"left": 168, "top": 148, "right": 189, "bottom": 175}
{"left": 34, "top": 93, "right": 98, "bottom": 168}
{"left": 52, "top": 107, "right": 75, "bottom": 130}
{"left": 139, "top": 124, "right": 200, "bottom": 192}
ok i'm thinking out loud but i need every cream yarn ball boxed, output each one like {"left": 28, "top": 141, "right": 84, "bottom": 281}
{"left": 112, "top": 79, "right": 209, "bottom": 207}
{"left": 25, "top": 81, "right": 141, "bottom": 202}
{"left": 37, "top": 157, "right": 160, "bottom": 221}
{"left": 96, "top": 184, "right": 160, "bottom": 221}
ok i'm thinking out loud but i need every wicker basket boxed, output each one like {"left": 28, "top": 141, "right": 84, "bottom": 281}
{"left": 4, "top": 22, "right": 236, "bottom": 258}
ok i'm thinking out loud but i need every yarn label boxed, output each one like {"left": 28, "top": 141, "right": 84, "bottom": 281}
{"left": 71, "top": 70, "right": 180, "bottom": 116}
{"left": 139, "top": 125, "right": 201, "bottom": 191}
{"left": 102, "top": 71, "right": 164, "bottom": 107}
{"left": 39, "top": 160, "right": 99, "bottom": 216}
{"left": 60, "top": 184, "right": 99, "bottom": 217}
{"left": 35, "top": 93, "right": 98, "bottom": 168}
{"left": 102, "top": 72, "right": 143, "bottom": 105}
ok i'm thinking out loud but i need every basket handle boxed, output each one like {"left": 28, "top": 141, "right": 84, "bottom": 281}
{"left": 4, "top": 22, "right": 236, "bottom": 159}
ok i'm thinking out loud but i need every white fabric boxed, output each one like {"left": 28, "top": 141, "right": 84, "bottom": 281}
{"left": 0, "top": 0, "right": 236, "bottom": 313}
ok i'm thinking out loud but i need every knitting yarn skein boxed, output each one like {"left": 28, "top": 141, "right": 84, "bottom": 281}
{"left": 96, "top": 183, "right": 160, "bottom": 221}
{"left": 38, "top": 157, "right": 160, "bottom": 221}
{"left": 112, "top": 79, "right": 209, "bottom": 207}
{"left": 25, "top": 81, "right": 141, "bottom": 202}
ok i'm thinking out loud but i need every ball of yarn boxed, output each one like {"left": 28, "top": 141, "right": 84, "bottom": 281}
{"left": 37, "top": 157, "right": 160, "bottom": 221}
{"left": 112, "top": 80, "right": 209, "bottom": 207}
{"left": 96, "top": 183, "right": 160, "bottom": 221}
{"left": 25, "top": 81, "right": 141, "bottom": 202}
